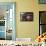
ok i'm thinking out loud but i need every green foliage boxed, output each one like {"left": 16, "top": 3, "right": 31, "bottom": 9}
{"left": 43, "top": 32, "right": 46, "bottom": 36}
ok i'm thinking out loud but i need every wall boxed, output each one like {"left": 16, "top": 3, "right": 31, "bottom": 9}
{"left": 0, "top": 0, "right": 46, "bottom": 40}
{"left": 16, "top": 0, "right": 39, "bottom": 40}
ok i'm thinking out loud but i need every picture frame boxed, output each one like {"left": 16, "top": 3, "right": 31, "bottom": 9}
{"left": 39, "top": 0, "right": 46, "bottom": 4}
{"left": 20, "top": 12, "right": 33, "bottom": 21}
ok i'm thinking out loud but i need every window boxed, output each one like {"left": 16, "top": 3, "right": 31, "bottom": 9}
{"left": 39, "top": 0, "right": 46, "bottom": 4}
{"left": 39, "top": 11, "right": 46, "bottom": 35}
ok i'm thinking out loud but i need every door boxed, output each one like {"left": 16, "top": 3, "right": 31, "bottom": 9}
{"left": 0, "top": 2, "right": 16, "bottom": 40}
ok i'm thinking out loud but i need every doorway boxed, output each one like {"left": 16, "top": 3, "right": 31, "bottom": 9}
{"left": 0, "top": 2, "right": 16, "bottom": 40}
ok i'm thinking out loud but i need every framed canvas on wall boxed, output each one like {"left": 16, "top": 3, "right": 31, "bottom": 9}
{"left": 20, "top": 12, "right": 33, "bottom": 22}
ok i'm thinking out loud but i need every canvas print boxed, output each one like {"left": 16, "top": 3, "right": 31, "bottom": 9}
{"left": 20, "top": 12, "right": 33, "bottom": 21}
